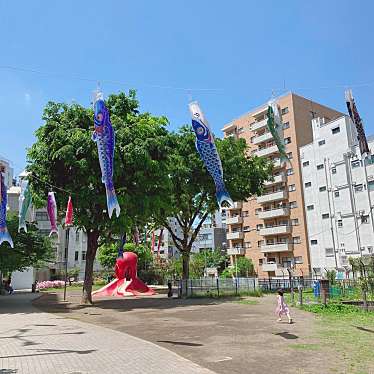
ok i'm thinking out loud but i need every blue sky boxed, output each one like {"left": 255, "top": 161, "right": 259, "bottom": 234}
{"left": 1, "top": 0, "right": 373, "bottom": 175}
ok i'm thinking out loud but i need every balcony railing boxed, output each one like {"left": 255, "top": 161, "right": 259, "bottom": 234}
{"left": 252, "top": 132, "right": 273, "bottom": 145}
{"left": 227, "top": 247, "right": 246, "bottom": 256}
{"left": 228, "top": 201, "right": 242, "bottom": 210}
{"left": 273, "top": 159, "right": 286, "bottom": 169}
{"left": 259, "top": 225, "right": 291, "bottom": 236}
{"left": 227, "top": 232, "right": 244, "bottom": 240}
{"left": 260, "top": 242, "right": 293, "bottom": 253}
{"left": 254, "top": 144, "right": 279, "bottom": 158}
{"left": 261, "top": 262, "right": 282, "bottom": 272}
{"left": 264, "top": 173, "right": 286, "bottom": 186}
{"left": 251, "top": 118, "right": 268, "bottom": 131}
{"left": 226, "top": 216, "right": 243, "bottom": 225}
{"left": 257, "top": 190, "right": 288, "bottom": 204}
{"left": 258, "top": 207, "right": 290, "bottom": 219}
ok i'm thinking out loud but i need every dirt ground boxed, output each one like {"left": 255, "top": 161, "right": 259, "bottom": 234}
{"left": 34, "top": 291, "right": 344, "bottom": 374}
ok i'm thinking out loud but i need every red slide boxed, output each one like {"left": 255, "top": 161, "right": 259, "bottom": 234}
{"left": 92, "top": 252, "right": 155, "bottom": 298}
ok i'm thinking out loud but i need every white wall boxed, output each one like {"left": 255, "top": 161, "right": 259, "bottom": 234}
{"left": 301, "top": 116, "right": 374, "bottom": 275}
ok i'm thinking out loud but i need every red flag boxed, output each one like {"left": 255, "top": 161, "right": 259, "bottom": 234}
{"left": 65, "top": 196, "right": 73, "bottom": 226}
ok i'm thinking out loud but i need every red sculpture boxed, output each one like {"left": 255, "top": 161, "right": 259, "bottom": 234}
{"left": 92, "top": 252, "right": 155, "bottom": 297}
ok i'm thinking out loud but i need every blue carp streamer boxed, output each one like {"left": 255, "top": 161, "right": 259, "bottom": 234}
{"left": 189, "top": 101, "right": 233, "bottom": 209}
{"left": 93, "top": 91, "right": 120, "bottom": 219}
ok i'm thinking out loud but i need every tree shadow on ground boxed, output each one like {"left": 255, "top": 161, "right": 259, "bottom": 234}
{"left": 354, "top": 326, "right": 374, "bottom": 334}
{"left": 157, "top": 340, "right": 203, "bottom": 347}
{"left": 0, "top": 348, "right": 96, "bottom": 359}
{"left": 33, "top": 291, "right": 230, "bottom": 315}
{"left": 0, "top": 370, "right": 18, "bottom": 374}
{"left": 273, "top": 331, "right": 298, "bottom": 340}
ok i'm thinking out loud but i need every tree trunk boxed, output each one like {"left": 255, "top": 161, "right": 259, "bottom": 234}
{"left": 81, "top": 229, "right": 99, "bottom": 304}
{"left": 182, "top": 251, "right": 190, "bottom": 280}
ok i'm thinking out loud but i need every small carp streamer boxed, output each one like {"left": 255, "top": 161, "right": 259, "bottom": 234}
{"left": 18, "top": 178, "right": 32, "bottom": 233}
{"left": 47, "top": 192, "right": 58, "bottom": 237}
{"left": 93, "top": 91, "right": 120, "bottom": 218}
{"left": 189, "top": 101, "right": 233, "bottom": 209}
{"left": 0, "top": 172, "right": 13, "bottom": 247}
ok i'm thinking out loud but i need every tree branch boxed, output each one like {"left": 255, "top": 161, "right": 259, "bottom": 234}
{"left": 187, "top": 211, "right": 210, "bottom": 249}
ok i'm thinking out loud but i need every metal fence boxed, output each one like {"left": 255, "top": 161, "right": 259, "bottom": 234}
{"left": 176, "top": 277, "right": 258, "bottom": 297}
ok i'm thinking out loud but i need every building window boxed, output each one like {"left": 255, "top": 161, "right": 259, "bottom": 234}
{"left": 250, "top": 136, "right": 255, "bottom": 143}
{"left": 368, "top": 246, "right": 373, "bottom": 254}
{"left": 332, "top": 127, "right": 340, "bottom": 134}
{"left": 284, "top": 137, "right": 292, "bottom": 145}
{"left": 307, "top": 205, "right": 314, "bottom": 211}
{"left": 325, "top": 248, "right": 334, "bottom": 257}
{"left": 294, "top": 256, "right": 303, "bottom": 264}
{"left": 74, "top": 251, "right": 79, "bottom": 261}
{"left": 361, "top": 215, "right": 369, "bottom": 224}
{"left": 332, "top": 167, "right": 337, "bottom": 174}
{"left": 244, "top": 241, "right": 251, "bottom": 248}
{"left": 255, "top": 208, "right": 262, "bottom": 215}
{"left": 291, "top": 218, "right": 299, "bottom": 226}
{"left": 258, "top": 240, "right": 264, "bottom": 247}
{"left": 242, "top": 210, "right": 249, "bottom": 217}
{"left": 318, "top": 140, "right": 326, "bottom": 146}
{"left": 289, "top": 201, "right": 297, "bottom": 209}
{"left": 81, "top": 251, "right": 87, "bottom": 261}
{"left": 338, "top": 220, "right": 343, "bottom": 228}
{"left": 311, "top": 239, "right": 318, "bottom": 245}
{"left": 283, "top": 122, "right": 290, "bottom": 129}
{"left": 288, "top": 184, "right": 296, "bottom": 192}
{"left": 286, "top": 168, "right": 294, "bottom": 176}
{"left": 368, "top": 180, "right": 374, "bottom": 191}
{"left": 317, "top": 164, "right": 324, "bottom": 170}
{"left": 293, "top": 236, "right": 301, "bottom": 244}
{"left": 287, "top": 152, "right": 293, "bottom": 160}
{"left": 352, "top": 160, "right": 361, "bottom": 168}
{"left": 334, "top": 191, "right": 340, "bottom": 197}
{"left": 355, "top": 184, "right": 363, "bottom": 193}
{"left": 259, "top": 259, "right": 263, "bottom": 265}
{"left": 302, "top": 161, "right": 310, "bottom": 167}
{"left": 256, "top": 224, "right": 263, "bottom": 230}
{"left": 319, "top": 186, "right": 327, "bottom": 192}
{"left": 238, "top": 127, "right": 244, "bottom": 134}
{"left": 35, "top": 212, "right": 49, "bottom": 221}
{"left": 322, "top": 213, "right": 329, "bottom": 219}
{"left": 281, "top": 107, "right": 289, "bottom": 115}
{"left": 243, "top": 226, "right": 250, "bottom": 232}
{"left": 305, "top": 182, "right": 312, "bottom": 188}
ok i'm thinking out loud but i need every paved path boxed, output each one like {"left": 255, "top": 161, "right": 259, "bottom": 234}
{"left": 0, "top": 293, "right": 215, "bottom": 374}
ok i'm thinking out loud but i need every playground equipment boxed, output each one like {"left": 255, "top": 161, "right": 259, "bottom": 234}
{"left": 92, "top": 252, "right": 155, "bottom": 297}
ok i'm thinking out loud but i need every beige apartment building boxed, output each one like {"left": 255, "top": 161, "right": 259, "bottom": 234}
{"left": 222, "top": 93, "right": 342, "bottom": 278}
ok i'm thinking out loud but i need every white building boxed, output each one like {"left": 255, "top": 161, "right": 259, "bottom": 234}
{"left": 0, "top": 156, "right": 14, "bottom": 188}
{"left": 7, "top": 171, "right": 102, "bottom": 283}
{"left": 300, "top": 115, "right": 374, "bottom": 277}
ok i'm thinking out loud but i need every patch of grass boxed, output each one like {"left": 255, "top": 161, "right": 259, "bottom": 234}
{"left": 188, "top": 289, "right": 263, "bottom": 299}
{"left": 234, "top": 299, "right": 259, "bottom": 305}
{"left": 289, "top": 343, "right": 321, "bottom": 351}
{"left": 297, "top": 302, "right": 374, "bottom": 373}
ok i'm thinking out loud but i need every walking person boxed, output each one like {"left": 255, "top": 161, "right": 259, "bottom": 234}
{"left": 276, "top": 290, "right": 292, "bottom": 324}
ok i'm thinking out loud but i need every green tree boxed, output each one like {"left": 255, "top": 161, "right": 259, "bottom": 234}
{"left": 235, "top": 256, "right": 254, "bottom": 277}
{"left": 98, "top": 242, "right": 153, "bottom": 271}
{"left": 188, "top": 250, "right": 228, "bottom": 278}
{"left": 27, "top": 91, "right": 172, "bottom": 303}
{"left": 156, "top": 127, "right": 272, "bottom": 281}
{"left": 0, "top": 214, "right": 53, "bottom": 274}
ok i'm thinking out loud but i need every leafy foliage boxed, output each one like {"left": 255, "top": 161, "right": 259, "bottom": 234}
{"left": 0, "top": 214, "right": 53, "bottom": 274}
{"left": 156, "top": 127, "right": 272, "bottom": 279}
{"left": 27, "top": 91, "right": 172, "bottom": 303}
{"left": 97, "top": 242, "right": 153, "bottom": 271}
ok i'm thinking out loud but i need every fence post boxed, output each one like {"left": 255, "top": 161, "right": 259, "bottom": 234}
{"left": 268, "top": 277, "right": 272, "bottom": 291}
{"left": 216, "top": 277, "right": 220, "bottom": 297}
{"left": 253, "top": 278, "right": 256, "bottom": 292}
{"left": 190, "top": 279, "right": 193, "bottom": 297}
{"left": 298, "top": 284, "right": 303, "bottom": 306}
{"left": 235, "top": 278, "right": 238, "bottom": 296}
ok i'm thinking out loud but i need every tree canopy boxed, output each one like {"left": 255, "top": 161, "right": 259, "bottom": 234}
{"left": 0, "top": 214, "right": 53, "bottom": 274}
{"left": 27, "top": 91, "right": 172, "bottom": 303}
{"left": 155, "top": 126, "right": 272, "bottom": 280}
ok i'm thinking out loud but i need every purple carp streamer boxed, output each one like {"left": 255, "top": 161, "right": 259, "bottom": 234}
{"left": 47, "top": 192, "right": 58, "bottom": 237}
{"left": 93, "top": 91, "right": 120, "bottom": 218}
{"left": 189, "top": 101, "right": 233, "bottom": 209}
{"left": 0, "top": 172, "right": 13, "bottom": 247}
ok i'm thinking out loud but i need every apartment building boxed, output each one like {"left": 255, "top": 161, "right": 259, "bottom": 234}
{"left": 0, "top": 156, "right": 14, "bottom": 188}
{"left": 300, "top": 116, "right": 374, "bottom": 277}
{"left": 222, "top": 92, "right": 342, "bottom": 278}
